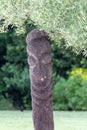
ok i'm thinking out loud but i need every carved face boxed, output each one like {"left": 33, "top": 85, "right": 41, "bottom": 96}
{"left": 26, "top": 30, "right": 54, "bottom": 130}
{"left": 27, "top": 38, "right": 52, "bottom": 86}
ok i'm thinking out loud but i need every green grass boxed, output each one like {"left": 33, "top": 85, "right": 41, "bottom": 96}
{"left": 0, "top": 111, "right": 87, "bottom": 130}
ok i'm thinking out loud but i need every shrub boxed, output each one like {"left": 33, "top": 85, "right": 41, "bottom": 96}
{"left": 53, "top": 76, "right": 87, "bottom": 111}
{"left": 53, "top": 78, "right": 68, "bottom": 110}
{"left": 0, "top": 95, "right": 15, "bottom": 110}
{"left": 2, "top": 65, "right": 31, "bottom": 110}
{"left": 70, "top": 68, "right": 87, "bottom": 80}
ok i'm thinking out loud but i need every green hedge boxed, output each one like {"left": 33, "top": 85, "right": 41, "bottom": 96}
{"left": 0, "top": 95, "right": 15, "bottom": 110}
{"left": 53, "top": 76, "right": 87, "bottom": 111}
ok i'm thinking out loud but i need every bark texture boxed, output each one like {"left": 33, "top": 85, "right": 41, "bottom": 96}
{"left": 26, "top": 29, "right": 54, "bottom": 130}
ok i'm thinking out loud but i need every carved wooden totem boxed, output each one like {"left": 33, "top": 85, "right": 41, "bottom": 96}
{"left": 26, "top": 29, "right": 54, "bottom": 130}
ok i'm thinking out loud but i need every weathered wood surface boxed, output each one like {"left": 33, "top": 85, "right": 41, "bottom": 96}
{"left": 26, "top": 29, "right": 54, "bottom": 130}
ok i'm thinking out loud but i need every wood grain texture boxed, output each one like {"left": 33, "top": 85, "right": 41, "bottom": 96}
{"left": 26, "top": 29, "right": 54, "bottom": 130}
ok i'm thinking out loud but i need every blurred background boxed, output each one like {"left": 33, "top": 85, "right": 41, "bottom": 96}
{"left": 0, "top": 23, "right": 87, "bottom": 111}
{"left": 0, "top": 0, "right": 87, "bottom": 111}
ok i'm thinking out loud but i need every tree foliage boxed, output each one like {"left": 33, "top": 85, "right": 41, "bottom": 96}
{"left": 30, "top": 0, "right": 87, "bottom": 55}
{"left": 0, "top": 0, "right": 31, "bottom": 33}
{"left": 0, "top": 0, "right": 87, "bottom": 55}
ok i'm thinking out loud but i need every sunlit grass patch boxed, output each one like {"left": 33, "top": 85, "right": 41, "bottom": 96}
{"left": 0, "top": 111, "right": 87, "bottom": 130}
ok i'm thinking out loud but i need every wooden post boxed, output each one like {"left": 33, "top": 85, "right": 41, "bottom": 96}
{"left": 26, "top": 29, "right": 54, "bottom": 130}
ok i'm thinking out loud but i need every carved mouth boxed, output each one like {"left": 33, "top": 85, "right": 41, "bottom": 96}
{"left": 31, "top": 77, "right": 52, "bottom": 90}
{"left": 32, "top": 79, "right": 47, "bottom": 87}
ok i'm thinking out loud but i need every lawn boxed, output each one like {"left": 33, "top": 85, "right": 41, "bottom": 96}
{"left": 0, "top": 111, "right": 87, "bottom": 130}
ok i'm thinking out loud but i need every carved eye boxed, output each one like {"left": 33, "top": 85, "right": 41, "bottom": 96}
{"left": 28, "top": 56, "right": 36, "bottom": 66}
{"left": 42, "top": 55, "right": 51, "bottom": 64}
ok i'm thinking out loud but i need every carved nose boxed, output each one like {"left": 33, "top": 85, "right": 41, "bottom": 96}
{"left": 36, "top": 62, "right": 42, "bottom": 73}
{"left": 30, "top": 59, "right": 47, "bottom": 81}
{"left": 35, "top": 63, "right": 47, "bottom": 81}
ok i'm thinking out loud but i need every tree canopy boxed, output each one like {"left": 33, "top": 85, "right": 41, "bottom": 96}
{"left": 0, "top": 0, "right": 87, "bottom": 55}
